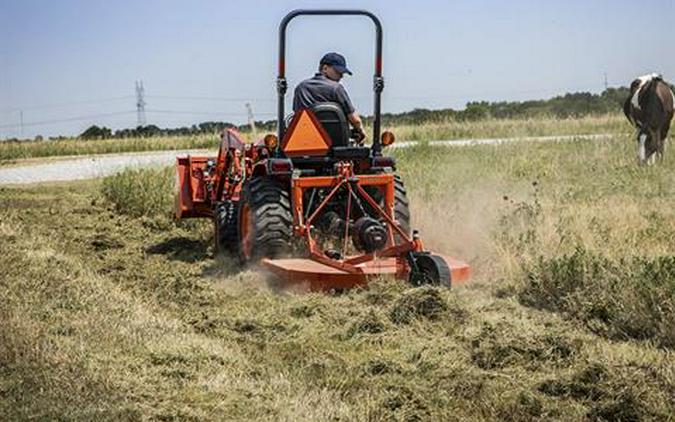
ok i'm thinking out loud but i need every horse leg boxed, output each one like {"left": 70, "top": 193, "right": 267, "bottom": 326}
{"left": 646, "top": 128, "right": 660, "bottom": 166}
{"left": 637, "top": 129, "right": 647, "bottom": 164}
{"left": 656, "top": 136, "right": 665, "bottom": 163}
{"left": 638, "top": 131, "right": 648, "bottom": 165}
{"left": 661, "top": 120, "right": 671, "bottom": 161}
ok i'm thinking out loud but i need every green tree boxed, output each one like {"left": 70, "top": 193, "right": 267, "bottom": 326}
{"left": 80, "top": 125, "right": 112, "bottom": 140}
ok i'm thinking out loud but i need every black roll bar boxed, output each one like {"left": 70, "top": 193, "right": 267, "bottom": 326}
{"left": 277, "top": 9, "right": 384, "bottom": 155}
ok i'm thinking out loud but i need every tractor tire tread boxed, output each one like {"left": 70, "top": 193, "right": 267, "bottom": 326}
{"left": 238, "top": 177, "right": 293, "bottom": 263}
{"left": 394, "top": 176, "right": 411, "bottom": 238}
{"left": 215, "top": 200, "right": 238, "bottom": 255}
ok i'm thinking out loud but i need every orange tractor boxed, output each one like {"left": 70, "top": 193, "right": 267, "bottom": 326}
{"left": 174, "top": 9, "right": 470, "bottom": 291}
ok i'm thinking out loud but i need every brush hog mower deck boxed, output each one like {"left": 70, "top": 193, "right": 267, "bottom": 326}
{"left": 174, "top": 9, "right": 470, "bottom": 291}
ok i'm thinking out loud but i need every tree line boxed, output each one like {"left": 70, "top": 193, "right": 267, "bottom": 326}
{"left": 73, "top": 86, "right": 630, "bottom": 140}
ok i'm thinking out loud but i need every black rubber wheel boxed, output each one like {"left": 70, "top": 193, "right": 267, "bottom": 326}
{"left": 393, "top": 175, "right": 411, "bottom": 241}
{"left": 237, "top": 177, "right": 293, "bottom": 264}
{"left": 214, "top": 200, "right": 238, "bottom": 255}
{"left": 409, "top": 253, "right": 452, "bottom": 288}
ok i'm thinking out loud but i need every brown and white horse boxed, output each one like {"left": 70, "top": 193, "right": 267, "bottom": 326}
{"left": 623, "top": 73, "right": 674, "bottom": 165}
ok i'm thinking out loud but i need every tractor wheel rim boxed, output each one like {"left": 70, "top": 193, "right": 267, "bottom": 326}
{"left": 240, "top": 203, "right": 252, "bottom": 260}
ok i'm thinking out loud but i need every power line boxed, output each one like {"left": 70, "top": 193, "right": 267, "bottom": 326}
{"left": 0, "top": 96, "right": 134, "bottom": 114}
{"left": 145, "top": 109, "right": 275, "bottom": 117}
{"left": 146, "top": 94, "right": 275, "bottom": 102}
{"left": 0, "top": 111, "right": 136, "bottom": 129}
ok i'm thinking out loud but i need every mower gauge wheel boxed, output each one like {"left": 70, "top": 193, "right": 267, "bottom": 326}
{"left": 409, "top": 253, "right": 452, "bottom": 288}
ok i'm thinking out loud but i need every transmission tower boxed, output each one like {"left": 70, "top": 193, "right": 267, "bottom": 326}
{"left": 246, "top": 102, "right": 257, "bottom": 136}
{"left": 135, "top": 80, "right": 146, "bottom": 127}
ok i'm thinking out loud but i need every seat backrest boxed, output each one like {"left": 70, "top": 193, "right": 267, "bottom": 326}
{"left": 310, "top": 102, "right": 350, "bottom": 147}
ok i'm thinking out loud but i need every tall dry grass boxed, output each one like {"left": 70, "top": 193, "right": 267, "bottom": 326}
{"left": 0, "top": 133, "right": 215, "bottom": 162}
{"left": 389, "top": 113, "right": 626, "bottom": 141}
{"left": 0, "top": 114, "right": 627, "bottom": 163}
{"left": 101, "top": 166, "right": 174, "bottom": 218}
{"left": 394, "top": 135, "right": 674, "bottom": 348}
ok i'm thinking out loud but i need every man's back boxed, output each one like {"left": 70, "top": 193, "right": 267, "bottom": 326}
{"left": 293, "top": 73, "right": 355, "bottom": 117}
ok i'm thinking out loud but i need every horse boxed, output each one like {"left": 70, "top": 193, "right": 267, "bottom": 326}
{"left": 623, "top": 73, "right": 674, "bottom": 165}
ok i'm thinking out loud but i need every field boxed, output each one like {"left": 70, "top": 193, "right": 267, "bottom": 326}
{"left": 1, "top": 127, "right": 674, "bottom": 420}
{"left": 0, "top": 114, "right": 627, "bottom": 164}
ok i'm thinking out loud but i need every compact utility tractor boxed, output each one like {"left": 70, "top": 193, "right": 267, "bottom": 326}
{"left": 174, "top": 9, "right": 470, "bottom": 291}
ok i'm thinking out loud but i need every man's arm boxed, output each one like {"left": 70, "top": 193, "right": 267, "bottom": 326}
{"left": 348, "top": 112, "right": 366, "bottom": 143}
{"left": 336, "top": 85, "right": 366, "bottom": 142}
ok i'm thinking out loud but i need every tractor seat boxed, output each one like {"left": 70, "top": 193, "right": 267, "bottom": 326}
{"left": 286, "top": 102, "right": 350, "bottom": 148}
{"left": 309, "top": 102, "right": 350, "bottom": 148}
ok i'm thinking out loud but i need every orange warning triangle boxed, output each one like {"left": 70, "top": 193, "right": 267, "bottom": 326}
{"left": 282, "top": 109, "right": 332, "bottom": 156}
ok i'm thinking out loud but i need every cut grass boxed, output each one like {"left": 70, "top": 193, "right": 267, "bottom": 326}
{"left": 1, "top": 128, "right": 674, "bottom": 420}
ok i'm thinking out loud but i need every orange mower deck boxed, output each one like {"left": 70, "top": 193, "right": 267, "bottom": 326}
{"left": 262, "top": 255, "right": 470, "bottom": 291}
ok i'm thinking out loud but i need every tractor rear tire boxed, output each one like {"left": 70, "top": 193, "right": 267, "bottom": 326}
{"left": 237, "top": 177, "right": 293, "bottom": 264}
{"left": 362, "top": 174, "right": 411, "bottom": 242}
{"left": 393, "top": 175, "right": 411, "bottom": 242}
{"left": 214, "top": 200, "right": 238, "bottom": 255}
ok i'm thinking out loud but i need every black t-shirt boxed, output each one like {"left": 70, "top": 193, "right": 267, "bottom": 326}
{"left": 293, "top": 73, "right": 356, "bottom": 116}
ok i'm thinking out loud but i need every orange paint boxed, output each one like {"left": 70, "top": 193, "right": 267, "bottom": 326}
{"left": 281, "top": 109, "right": 332, "bottom": 156}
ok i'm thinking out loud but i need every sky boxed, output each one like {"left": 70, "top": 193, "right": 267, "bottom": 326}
{"left": 0, "top": 0, "right": 674, "bottom": 139}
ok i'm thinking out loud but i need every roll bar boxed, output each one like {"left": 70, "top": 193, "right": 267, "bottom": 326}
{"left": 277, "top": 9, "right": 384, "bottom": 155}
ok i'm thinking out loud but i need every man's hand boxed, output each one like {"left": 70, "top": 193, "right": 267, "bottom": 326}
{"left": 347, "top": 112, "right": 366, "bottom": 144}
{"left": 352, "top": 127, "right": 367, "bottom": 144}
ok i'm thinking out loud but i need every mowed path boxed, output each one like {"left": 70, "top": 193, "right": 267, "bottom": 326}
{"left": 0, "top": 133, "right": 614, "bottom": 185}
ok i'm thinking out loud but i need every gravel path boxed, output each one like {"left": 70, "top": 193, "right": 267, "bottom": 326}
{"left": 0, "top": 134, "right": 615, "bottom": 185}
{"left": 0, "top": 149, "right": 210, "bottom": 185}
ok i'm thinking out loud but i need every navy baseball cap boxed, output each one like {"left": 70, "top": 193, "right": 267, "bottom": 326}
{"left": 320, "top": 52, "right": 352, "bottom": 75}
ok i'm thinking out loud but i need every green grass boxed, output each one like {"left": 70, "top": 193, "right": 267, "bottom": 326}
{"left": 1, "top": 129, "right": 674, "bottom": 420}
{"left": 0, "top": 113, "right": 627, "bottom": 164}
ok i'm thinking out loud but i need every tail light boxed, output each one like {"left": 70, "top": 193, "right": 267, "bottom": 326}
{"left": 269, "top": 158, "right": 293, "bottom": 174}
{"left": 372, "top": 156, "right": 395, "bottom": 169}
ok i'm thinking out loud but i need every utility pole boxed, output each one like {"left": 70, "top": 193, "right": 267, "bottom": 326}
{"left": 246, "top": 102, "right": 257, "bottom": 137}
{"left": 135, "top": 80, "right": 146, "bottom": 127}
{"left": 603, "top": 72, "right": 608, "bottom": 91}
{"left": 19, "top": 110, "right": 23, "bottom": 138}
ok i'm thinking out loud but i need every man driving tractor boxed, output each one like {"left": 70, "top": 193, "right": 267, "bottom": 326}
{"left": 174, "top": 10, "right": 470, "bottom": 289}
{"left": 293, "top": 52, "right": 367, "bottom": 143}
